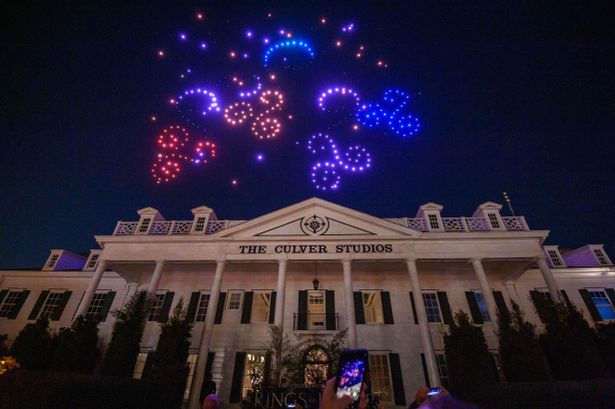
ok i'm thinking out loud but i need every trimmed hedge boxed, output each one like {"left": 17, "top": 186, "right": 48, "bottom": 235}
{"left": 466, "top": 379, "right": 615, "bottom": 409}
{"left": 0, "top": 370, "right": 181, "bottom": 409}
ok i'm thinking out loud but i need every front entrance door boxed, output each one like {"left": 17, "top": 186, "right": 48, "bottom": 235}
{"left": 307, "top": 290, "right": 325, "bottom": 330}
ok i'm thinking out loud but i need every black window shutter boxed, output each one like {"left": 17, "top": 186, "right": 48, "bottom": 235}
{"left": 186, "top": 292, "right": 201, "bottom": 323}
{"left": 8, "top": 290, "right": 29, "bottom": 319}
{"left": 354, "top": 291, "right": 366, "bottom": 324}
{"left": 465, "top": 291, "right": 483, "bottom": 324}
{"left": 492, "top": 291, "right": 510, "bottom": 322}
{"left": 420, "top": 353, "right": 431, "bottom": 388}
{"left": 205, "top": 352, "right": 215, "bottom": 380}
{"left": 229, "top": 352, "right": 246, "bottom": 403}
{"left": 529, "top": 290, "right": 549, "bottom": 322}
{"left": 388, "top": 353, "right": 406, "bottom": 405}
{"left": 297, "top": 290, "right": 308, "bottom": 330}
{"left": 409, "top": 292, "right": 419, "bottom": 325}
{"left": 241, "top": 291, "right": 254, "bottom": 324}
{"left": 200, "top": 352, "right": 217, "bottom": 402}
{"left": 579, "top": 289, "right": 602, "bottom": 321}
{"left": 0, "top": 290, "right": 7, "bottom": 305}
{"left": 381, "top": 291, "right": 394, "bottom": 324}
{"left": 28, "top": 290, "right": 49, "bottom": 320}
{"left": 99, "top": 291, "right": 116, "bottom": 322}
{"left": 214, "top": 292, "right": 226, "bottom": 324}
{"left": 268, "top": 291, "right": 277, "bottom": 324}
{"left": 605, "top": 288, "right": 615, "bottom": 307}
{"left": 325, "top": 290, "right": 336, "bottom": 329}
{"left": 158, "top": 292, "right": 175, "bottom": 323}
{"left": 437, "top": 291, "right": 453, "bottom": 325}
{"left": 560, "top": 290, "right": 573, "bottom": 308}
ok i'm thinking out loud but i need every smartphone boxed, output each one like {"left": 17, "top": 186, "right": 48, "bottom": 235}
{"left": 335, "top": 349, "right": 369, "bottom": 406}
{"left": 427, "top": 387, "right": 442, "bottom": 397}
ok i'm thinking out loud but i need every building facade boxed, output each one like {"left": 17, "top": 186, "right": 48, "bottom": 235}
{"left": 1, "top": 197, "right": 614, "bottom": 409}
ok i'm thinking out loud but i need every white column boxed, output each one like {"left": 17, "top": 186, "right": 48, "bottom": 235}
{"left": 147, "top": 260, "right": 166, "bottom": 295}
{"left": 503, "top": 281, "right": 521, "bottom": 306}
{"left": 188, "top": 261, "right": 225, "bottom": 409}
{"left": 342, "top": 259, "right": 357, "bottom": 348}
{"left": 406, "top": 259, "right": 440, "bottom": 387}
{"left": 470, "top": 258, "right": 499, "bottom": 333}
{"left": 274, "top": 260, "right": 288, "bottom": 327}
{"left": 75, "top": 259, "right": 107, "bottom": 317}
{"left": 536, "top": 257, "right": 562, "bottom": 302}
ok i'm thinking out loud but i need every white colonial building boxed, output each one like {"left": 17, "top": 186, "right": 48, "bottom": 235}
{"left": 1, "top": 198, "right": 614, "bottom": 409}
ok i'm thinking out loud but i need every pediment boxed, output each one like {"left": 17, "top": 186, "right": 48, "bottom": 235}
{"left": 213, "top": 198, "right": 418, "bottom": 239}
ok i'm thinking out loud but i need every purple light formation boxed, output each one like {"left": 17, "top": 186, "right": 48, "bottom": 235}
{"left": 341, "top": 145, "right": 371, "bottom": 172}
{"left": 177, "top": 88, "right": 221, "bottom": 116}
{"left": 317, "top": 86, "right": 360, "bottom": 111}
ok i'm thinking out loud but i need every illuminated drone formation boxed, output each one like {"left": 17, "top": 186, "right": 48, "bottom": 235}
{"left": 356, "top": 88, "right": 421, "bottom": 137}
{"left": 149, "top": 12, "right": 422, "bottom": 189}
{"left": 151, "top": 125, "right": 217, "bottom": 184}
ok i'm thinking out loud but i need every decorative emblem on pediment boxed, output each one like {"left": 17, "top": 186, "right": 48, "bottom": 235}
{"left": 254, "top": 214, "right": 376, "bottom": 237}
{"left": 301, "top": 215, "right": 328, "bottom": 235}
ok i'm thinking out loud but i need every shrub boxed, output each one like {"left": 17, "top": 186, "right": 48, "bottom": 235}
{"left": 497, "top": 301, "right": 550, "bottom": 382}
{"left": 50, "top": 315, "right": 100, "bottom": 373}
{"left": 595, "top": 321, "right": 615, "bottom": 377}
{"left": 444, "top": 310, "right": 498, "bottom": 397}
{"left": 10, "top": 317, "right": 54, "bottom": 370}
{"left": 101, "top": 291, "right": 150, "bottom": 376}
{"left": 537, "top": 301, "right": 606, "bottom": 380}
{"left": 144, "top": 300, "right": 192, "bottom": 409}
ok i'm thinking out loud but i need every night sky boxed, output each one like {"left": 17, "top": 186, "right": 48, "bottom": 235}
{"left": 1, "top": 1, "right": 614, "bottom": 268}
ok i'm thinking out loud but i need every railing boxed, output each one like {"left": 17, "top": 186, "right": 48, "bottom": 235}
{"left": 293, "top": 313, "right": 339, "bottom": 330}
{"left": 112, "top": 220, "right": 229, "bottom": 235}
{"left": 406, "top": 216, "right": 529, "bottom": 232}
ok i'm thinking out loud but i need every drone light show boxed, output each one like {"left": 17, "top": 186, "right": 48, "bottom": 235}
{"left": 148, "top": 10, "right": 423, "bottom": 190}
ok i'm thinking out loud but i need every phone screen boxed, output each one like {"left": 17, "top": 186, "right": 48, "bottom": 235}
{"left": 427, "top": 387, "right": 441, "bottom": 397}
{"left": 335, "top": 349, "right": 368, "bottom": 402}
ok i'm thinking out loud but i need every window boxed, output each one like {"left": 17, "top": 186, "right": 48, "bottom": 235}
{"left": 86, "top": 254, "right": 100, "bottom": 270}
{"left": 304, "top": 347, "right": 329, "bottom": 386}
{"left": 148, "top": 293, "right": 166, "bottom": 321}
{"left": 593, "top": 249, "right": 609, "bottom": 265}
{"left": 487, "top": 213, "right": 501, "bottom": 229}
{"left": 547, "top": 250, "right": 563, "bottom": 267}
{"left": 86, "top": 292, "right": 111, "bottom": 319}
{"left": 194, "top": 217, "right": 207, "bottom": 232}
{"left": 474, "top": 292, "right": 490, "bottom": 322}
{"left": 369, "top": 354, "right": 393, "bottom": 402}
{"left": 251, "top": 292, "right": 271, "bottom": 323}
{"left": 427, "top": 214, "right": 440, "bottom": 230}
{"left": 436, "top": 354, "right": 449, "bottom": 388}
{"left": 422, "top": 293, "right": 441, "bottom": 323}
{"left": 242, "top": 353, "right": 266, "bottom": 397}
{"left": 183, "top": 353, "right": 199, "bottom": 401}
{"left": 138, "top": 218, "right": 151, "bottom": 233}
{"left": 195, "top": 293, "right": 211, "bottom": 322}
{"left": 228, "top": 291, "right": 242, "bottom": 310}
{"left": 363, "top": 291, "right": 384, "bottom": 323}
{"left": 0, "top": 291, "right": 22, "bottom": 318}
{"left": 589, "top": 290, "right": 615, "bottom": 320}
{"left": 46, "top": 254, "right": 59, "bottom": 270}
{"left": 133, "top": 352, "right": 150, "bottom": 379}
{"left": 40, "top": 292, "right": 64, "bottom": 319}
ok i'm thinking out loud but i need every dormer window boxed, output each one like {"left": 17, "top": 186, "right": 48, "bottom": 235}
{"left": 592, "top": 249, "right": 608, "bottom": 265}
{"left": 194, "top": 217, "right": 207, "bottom": 232}
{"left": 138, "top": 218, "right": 152, "bottom": 233}
{"left": 547, "top": 250, "right": 564, "bottom": 267}
{"left": 487, "top": 213, "right": 501, "bottom": 229}
{"left": 428, "top": 214, "right": 440, "bottom": 230}
{"left": 45, "top": 253, "right": 60, "bottom": 270}
{"left": 86, "top": 254, "right": 100, "bottom": 270}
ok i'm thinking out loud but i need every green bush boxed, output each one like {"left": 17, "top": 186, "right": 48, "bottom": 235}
{"left": 497, "top": 302, "right": 550, "bottom": 382}
{"left": 595, "top": 321, "right": 615, "bottom": 378}
{"left": 101, "top": 291, "right": 150, "bottom": 377}
{"left": 50, "top": 315, "right": 100, "bottom": 373}
{"left": 0, "top": 370, "right": 177, "bottom": 409}
{"left": 444, "top": 310, "right": 498, "bottom": 397}
{"left": 10, "top": 317, "right": 54, "bottom": 370}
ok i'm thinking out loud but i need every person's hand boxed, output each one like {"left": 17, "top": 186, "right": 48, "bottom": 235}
{"left": 320, "top": 378, "right": 353, "bottom": 409}
{"left": 415, "top": 386, "right": 428, "bottom": 405}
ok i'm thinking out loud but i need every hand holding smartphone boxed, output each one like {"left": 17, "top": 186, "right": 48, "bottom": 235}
{"left": 335, "top": 349, "right": 368, "bottom": 407}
